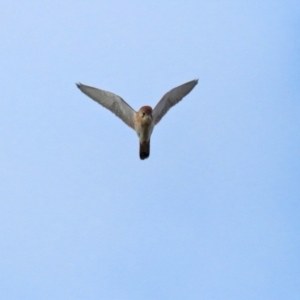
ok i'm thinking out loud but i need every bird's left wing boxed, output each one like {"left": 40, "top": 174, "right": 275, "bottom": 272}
{"left": 76, "top": 83, "right": 136, "bottom": 129}
{"left": 153, "top": 79, "right": 198, "bottom": 125}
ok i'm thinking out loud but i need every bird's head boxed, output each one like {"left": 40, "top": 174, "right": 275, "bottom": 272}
{"left": 138, "top": 106, "right": 153, "bottom": 121}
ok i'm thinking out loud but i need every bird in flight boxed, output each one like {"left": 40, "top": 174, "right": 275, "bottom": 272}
{"left": 76, "top": 79, "right": 198, "bottom": 160}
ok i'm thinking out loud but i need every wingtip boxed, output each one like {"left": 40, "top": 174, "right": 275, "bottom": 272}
{"left": 76, "top": 82, "right": 82, "bottom": 89}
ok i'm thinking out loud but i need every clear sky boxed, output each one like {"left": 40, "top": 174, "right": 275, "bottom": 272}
{"left": 1, "top": 1, "right": 299, "bottom": 299}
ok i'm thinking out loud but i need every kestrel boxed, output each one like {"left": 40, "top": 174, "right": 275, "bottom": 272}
{"left": 76, "top": 79, "right": 198, "bottom": 160}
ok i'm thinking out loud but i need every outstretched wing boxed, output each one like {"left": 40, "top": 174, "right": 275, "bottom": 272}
{"left": 76, "top": 83, "right": 136, "bottom": 129}
{"left": 153, "top": 79, "right": 198, "bottom": 125}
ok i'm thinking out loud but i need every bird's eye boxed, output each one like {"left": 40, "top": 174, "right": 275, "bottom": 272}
{"left": 142, "top": 113, "right": 145, "bottom": 117}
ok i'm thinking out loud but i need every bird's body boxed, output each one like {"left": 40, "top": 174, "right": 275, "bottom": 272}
{"left": 134, "top": 106, "right": 154, "bottom": 159}
{"left": 76, "top": 79, "right": 198, "bottom": 160}
{"left": 134, "top": 106, "right": 154, "bottom": 142}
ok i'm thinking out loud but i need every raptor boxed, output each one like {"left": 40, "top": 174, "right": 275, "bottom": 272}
{"left": 76, "top": 79, "right": 198, "bottom": 160}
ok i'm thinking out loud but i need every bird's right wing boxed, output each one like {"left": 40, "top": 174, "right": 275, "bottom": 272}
{"left": 76, "top": 83, "right": 136, "bottom": 130}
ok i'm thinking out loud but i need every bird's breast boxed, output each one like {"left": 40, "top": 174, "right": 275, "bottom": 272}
{"left": 134, "top": 115, "right": 154, "bottom": 142}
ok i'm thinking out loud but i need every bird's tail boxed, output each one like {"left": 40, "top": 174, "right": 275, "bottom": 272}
{"left": 140, "top": 140, "right": 150, "bottom": 160}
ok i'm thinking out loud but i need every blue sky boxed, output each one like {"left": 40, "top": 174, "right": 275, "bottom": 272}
{"left": 0, "top": 1, "right": 299, "bottom": 299}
